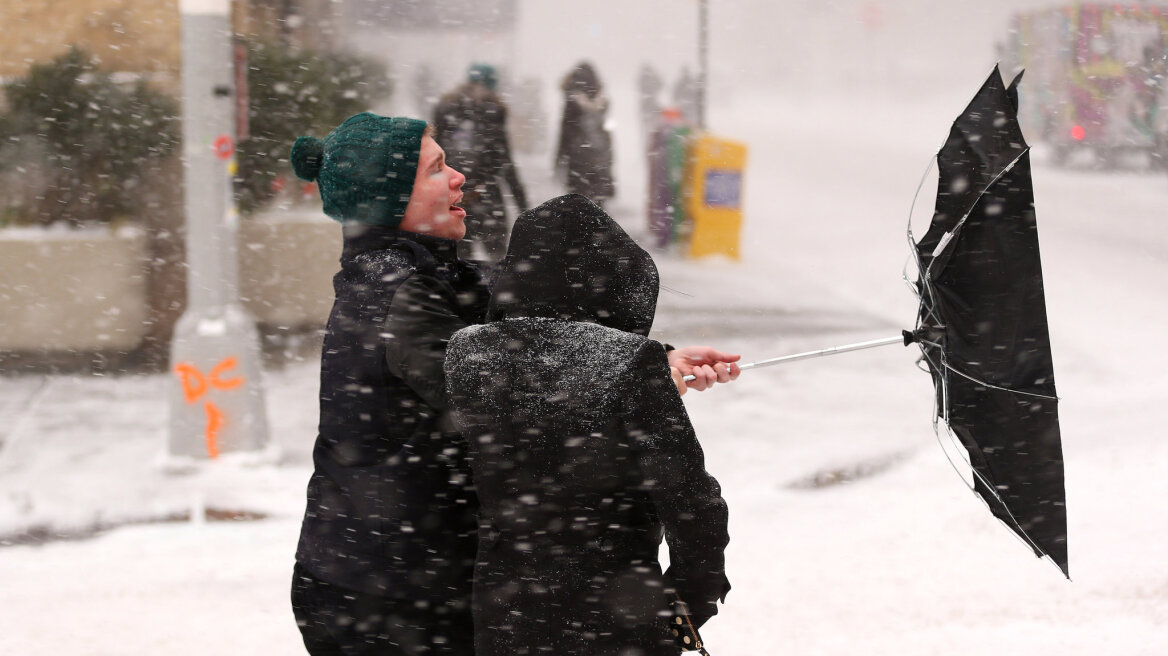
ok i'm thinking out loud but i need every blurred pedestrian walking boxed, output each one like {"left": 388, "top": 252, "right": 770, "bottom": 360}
{"left": 673, "top": 66, "right": 701, "bottom": 126}
{"left": 433, "top": 63, "right": 528, "bottom": 262}
{"left": 555, "top": 61, "right": 615, "bottom": 207}
{"left": 638, "top": 62, "right": 664, "bottom": 138}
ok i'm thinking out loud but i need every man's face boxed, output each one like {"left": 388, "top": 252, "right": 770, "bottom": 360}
{"left": 399, "top": 135, "right": 467, "bottom": 240}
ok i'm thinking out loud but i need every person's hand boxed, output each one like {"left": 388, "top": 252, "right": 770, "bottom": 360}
{"left": 670, "top": 366, "right": 688, "bottom": 397}
{"left": 667, "top": 345, "right": 741, "bottom": 391}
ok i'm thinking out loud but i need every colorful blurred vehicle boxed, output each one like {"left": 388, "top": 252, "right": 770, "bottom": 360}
{"left": 1001, "top": 4, "right": 1168, "bottom": 169}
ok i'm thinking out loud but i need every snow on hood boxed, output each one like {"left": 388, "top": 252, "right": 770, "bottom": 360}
{"left": 487, "top": 194, "right": 659, "bottom": 336}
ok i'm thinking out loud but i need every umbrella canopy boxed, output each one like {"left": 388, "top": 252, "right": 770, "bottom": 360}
{"left": 910, "top": 66, "right": 1068, "bottom": 577}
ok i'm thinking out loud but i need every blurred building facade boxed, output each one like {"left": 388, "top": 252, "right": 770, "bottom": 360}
{"left": 0, "top": 0, "right": 345, "bottom": 372}
{"left": 0, "top": 0, "right": 180, "bottom": 93}
{"left": 235, "top": 0, "right": 343, "bottom": 54}
{"left": 0, "top": 0, "right": 340, "bottom": 96}
{"left": 342, "top": 0, "right": 519, "bottom": 117}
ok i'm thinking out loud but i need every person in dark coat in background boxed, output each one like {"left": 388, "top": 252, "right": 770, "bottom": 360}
{"left": 433, "top": 63, "right": 528, "bottom": 263}
{"left": 638, "top": 62, "right": 664, "bottom": 138}
{"left": 288, "top": 112, "right": 484, "bottom": 655}
{"left": 555, "top": 62, "right": 616, "bottom": 207}
{"left": 445, "top": 194, "right": 731, "bottom": 656}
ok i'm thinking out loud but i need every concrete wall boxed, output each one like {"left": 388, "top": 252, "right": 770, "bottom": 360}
{"left": 0, "top": 212, "right": 342, "bottom": 357}
{"left": 237, "top": 211, "right": 340, "bottom": 329}
{"left": 0, "top": 227, "right": 150, "bottom": 351}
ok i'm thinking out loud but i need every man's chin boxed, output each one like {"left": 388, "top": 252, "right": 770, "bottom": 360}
{"left": 431, "top": 225, "right": 466, "bottom": 241}
{"left": 436, "top": 214, "right": 467, "bottom": 241}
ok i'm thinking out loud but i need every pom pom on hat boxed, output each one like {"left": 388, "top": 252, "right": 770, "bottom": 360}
{"left": 290, "top": 136, "right": 324, "bottom": 181}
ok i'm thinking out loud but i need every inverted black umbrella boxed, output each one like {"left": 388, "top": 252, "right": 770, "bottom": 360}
{"left": 688, "top": 67, "right": 1069, "bottom": 577}
{"left": 908, "top": 66, "right": 1067, "bottom": 578}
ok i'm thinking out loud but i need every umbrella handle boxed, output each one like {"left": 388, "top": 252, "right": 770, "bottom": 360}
{"left": 680, "top": 335, "right": 909, "bottom": 382}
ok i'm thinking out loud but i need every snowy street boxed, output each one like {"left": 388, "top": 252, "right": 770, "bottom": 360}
{"left": 4, "top": 85, "right": 1167, "bottom": 650}
{"left": 4, "top": 1, "right": 1168, "bottom": 654}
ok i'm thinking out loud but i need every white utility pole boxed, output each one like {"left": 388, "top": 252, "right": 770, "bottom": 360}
{"left": 169, "top": 0, "right": 269, "bottom": 459}
{"left": 698, "top": 0, "right": 708, "bottom": 129}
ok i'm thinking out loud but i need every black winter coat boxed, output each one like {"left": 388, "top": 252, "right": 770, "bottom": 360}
{"left": 445, "top": 195, "right": 730, "bottom": 656}
{"left": 296, "top": 226, "right": 489, "bottom": 601}
{"left": 555, "top": 91, "right": 615, "bottom": 202}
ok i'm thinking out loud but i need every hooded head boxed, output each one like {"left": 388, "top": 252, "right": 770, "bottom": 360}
{"left": 289, "top": 112, "right": 428, "bottom": 227}
{"left": 488, "top": 194, "right": 659, "bottom": 336}
{"left": 563, "top": 61, "right": 601, "bottom": 98}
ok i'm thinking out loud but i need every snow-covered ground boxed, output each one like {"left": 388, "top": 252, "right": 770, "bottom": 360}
{"left": 4, "top": 2, "right": 1168, "bottom": 654}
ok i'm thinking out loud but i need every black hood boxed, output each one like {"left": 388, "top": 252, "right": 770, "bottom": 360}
{"left": 488, "top": 194, "right": 658, "bottom": 336}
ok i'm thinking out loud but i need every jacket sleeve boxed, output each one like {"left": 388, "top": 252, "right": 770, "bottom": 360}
{"left": 624, "top": 340, "right": 730, "bottom": 627}
{"left": 383, "top": 272, "right": 470, "bottom": 411}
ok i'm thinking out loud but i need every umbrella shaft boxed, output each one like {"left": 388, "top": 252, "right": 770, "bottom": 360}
{"left": 682, "top": 336, "right": 904, "bottom": 381}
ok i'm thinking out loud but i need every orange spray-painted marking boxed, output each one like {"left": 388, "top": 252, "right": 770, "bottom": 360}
{"left": 173, "top": 357, "right": 247, "bottom": 458}
{"left": 209, "top": 357, "right": 244, "bottom": 390}
{"left": 203, "top": 402, "right": 224, "bottom": 459}
{"left": 174, "top": 363, "right": 208, "bottom": 404}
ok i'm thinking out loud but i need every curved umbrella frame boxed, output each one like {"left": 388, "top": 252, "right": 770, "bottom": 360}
{"left": 687, "top": 67, "right": 1069, "bottom": 578}
{"left": 904, "top": 143, "right": 1064, "bottom": 573}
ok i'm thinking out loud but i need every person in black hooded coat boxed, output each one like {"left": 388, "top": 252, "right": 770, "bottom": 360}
{"left": 555, "top": 62, "right": 616, "bottom": 205}
{"left": 445, "top": 194, "right": 730, "bottom": 656}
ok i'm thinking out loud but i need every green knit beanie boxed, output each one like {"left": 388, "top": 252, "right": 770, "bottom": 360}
{"left": 468, "top": 63, "right": 498, "bottom": 91}
{"left": 289, "top": 113, "right": 428, "bottom": 227}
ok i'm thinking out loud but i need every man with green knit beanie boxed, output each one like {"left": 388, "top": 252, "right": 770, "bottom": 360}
{"left": 288, "top": 112, "right": 483, "bottom": 655}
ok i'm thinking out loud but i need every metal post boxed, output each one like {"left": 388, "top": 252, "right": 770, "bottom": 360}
{"left": 698, "top": 0, "right": 708, "bottom": 129}
{"left": 169, "top": 0, "right": 270, "bottom": 460}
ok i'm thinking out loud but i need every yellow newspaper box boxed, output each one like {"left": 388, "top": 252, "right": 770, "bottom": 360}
{"left": 686, "top": 134, "right": 747, "bottom": 260}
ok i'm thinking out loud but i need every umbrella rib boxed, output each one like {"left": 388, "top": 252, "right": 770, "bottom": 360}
{"left": 928, "top": 351, "right": 1053, "bottom": 562}
{"left": 904, "top": 153, "right": 936, "bottom": 285}
{"left": 904, "top": 154, "right": 946, "bottom": 333}
{"left": 935, "top": 409, "right": 1050, "bottom": 559}
{"left": 924, "top": 336, "right": 1056, "bottom": 536}
{"left": 904, "top": 151, "right": 938, "bottom": 249}
{"left": 915, "top": 331, "right": 1026, "bottom": 529}
{"left": 922, "top": 147, "right": 1030, "bottom": 281}
{"left": 929, "top": 343, "right": 1059, "bottom": 571}
{"left": 939, "top": 361, "right": 1059, "bottom": 401}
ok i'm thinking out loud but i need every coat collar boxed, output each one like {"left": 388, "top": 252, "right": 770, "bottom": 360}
{"left": 340, "top": 224, "right": 461, "bottom": 265}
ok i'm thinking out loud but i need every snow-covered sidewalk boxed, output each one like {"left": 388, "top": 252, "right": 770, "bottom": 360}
{"left": 4, "top": 80, "right": 1168, "bottom": 653}
{"left": 3, "top": 244, "right": 1166, "bottom": 654}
